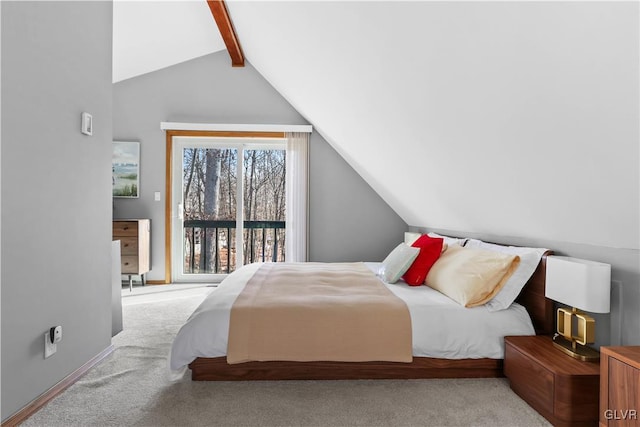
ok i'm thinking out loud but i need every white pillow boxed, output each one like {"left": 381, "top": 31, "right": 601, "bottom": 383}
{"left": 379, "top": 243, "right": 420, "bottom": 284}
{"left": 404, "top": 232, "right": 421, "bottom": 245}
{"left": 427, "top": 232, "right": 468, "bottom": 247}
{"left": 464, "top": 239, "right": 547, "bottom": 311}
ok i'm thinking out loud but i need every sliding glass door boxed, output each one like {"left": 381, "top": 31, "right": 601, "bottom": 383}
{"left": 171, "top": 137, "right": 286, "bottom": 282}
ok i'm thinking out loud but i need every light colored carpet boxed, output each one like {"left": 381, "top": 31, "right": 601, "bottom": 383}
{"left": 23, "top": 285, "right": 551, "bottom": 427}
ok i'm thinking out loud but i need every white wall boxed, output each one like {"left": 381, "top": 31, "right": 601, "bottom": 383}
{"left": 230, "top": 1, "right": 639, "bottom": 251}
{"left": 229, "top": 1, "right": 640, "bottom": 345}
{"left": 1, "top": 1, "right": 113, "bottom": 421}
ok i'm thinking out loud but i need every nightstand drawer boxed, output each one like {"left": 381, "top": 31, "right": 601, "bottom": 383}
{"left": 505, "top": 343, "right": 555, "bottom": 413}
{"left": 505, "top": 335, "right": 600, "bottom": 427}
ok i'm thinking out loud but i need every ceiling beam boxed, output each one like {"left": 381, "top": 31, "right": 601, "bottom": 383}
{"left": 206, "top": 0, "right": 245, "bottom": 67}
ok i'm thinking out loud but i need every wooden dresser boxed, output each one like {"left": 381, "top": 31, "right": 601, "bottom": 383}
{"left": 600, "top": 346, "right": 640, "bottom": 427}
{"left": 504, "top": 335, "right": 600, "bottom": 427}
{"left": 113, "top": 219, "right": 150, "bottom": 291}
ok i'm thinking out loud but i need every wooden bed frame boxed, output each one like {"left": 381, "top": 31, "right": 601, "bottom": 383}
{"left": 188, "top": 251, "right": 554, "bottom": 381}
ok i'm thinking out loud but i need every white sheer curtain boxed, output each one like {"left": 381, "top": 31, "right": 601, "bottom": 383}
{"left": 285, "top": 132, "right": 309, "bottom": 262}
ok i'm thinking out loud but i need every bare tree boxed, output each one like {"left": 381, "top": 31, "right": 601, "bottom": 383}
{"left": 202, "top": 149, "right": 221, "bottom": 271}
{"left": 181, "top": 146, "right": 286, "bottom": 273}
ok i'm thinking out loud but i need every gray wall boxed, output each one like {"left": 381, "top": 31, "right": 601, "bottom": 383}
{"left": 309, "top": 132, "right": 407, "bottom": 262}
{"left": 113, "top": 51, "right": 406, "bottom": 280}
{"left": 411, "top": 227, "right": 640, "bottom": 347}
{"left": 1, "top": 1, "right": 113, "bottom": 421}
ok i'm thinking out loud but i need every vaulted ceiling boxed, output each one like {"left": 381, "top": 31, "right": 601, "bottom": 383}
{"left": 112, "top": 1, "right": 639, "bottom": 250}
{"left": 113, "top": 0, "right": 226, "bottom": 83}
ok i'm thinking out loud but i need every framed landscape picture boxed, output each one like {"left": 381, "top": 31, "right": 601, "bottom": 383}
{"left": 112, "top": 141, "right": 140, "bottom": 198}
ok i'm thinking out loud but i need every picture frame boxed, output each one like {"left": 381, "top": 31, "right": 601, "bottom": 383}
{"left": 112, "top": 141, "right": 140, "bottom": 198}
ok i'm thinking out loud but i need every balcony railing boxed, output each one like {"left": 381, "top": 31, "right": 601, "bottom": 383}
{"left": 183, "top": 220, "right": 285, "bottom": 274}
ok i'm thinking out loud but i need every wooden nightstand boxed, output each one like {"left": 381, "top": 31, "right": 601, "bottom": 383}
{"left": 505, "top": 335, "right": 600, "bottom": 427}
{"left": 599, "top": 346, "right": 640, "bottom": 427}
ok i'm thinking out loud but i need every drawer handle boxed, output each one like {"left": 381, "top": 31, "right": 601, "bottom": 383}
{"left": 124, "top": 244, "right": 129, "bottom": 247}
{"left": 123, "top": 227, "right": 129, "bottom": 230}
{"left": 124, "top": 262, "right": 130, "bottom": 266}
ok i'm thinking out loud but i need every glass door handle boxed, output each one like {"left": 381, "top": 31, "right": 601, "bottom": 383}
{"left": 178, "top": 203, "right": 184, "bottom": 220}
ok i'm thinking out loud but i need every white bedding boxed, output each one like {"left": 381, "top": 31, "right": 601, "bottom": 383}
{"left": 169, "top": 262, "right": 535, "bottom": 373}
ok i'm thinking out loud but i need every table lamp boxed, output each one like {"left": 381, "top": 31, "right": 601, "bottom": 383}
{"left": 545, "top": 255, "right": 611, "bottom": 362}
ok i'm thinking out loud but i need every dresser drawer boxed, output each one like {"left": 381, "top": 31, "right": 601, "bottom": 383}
{"left": 505, "top": 342, "right": 555, "bottom": 414}
{"left": 113, "top": 221, "right": 139, "bottom": 237}
{"left": 118, "top": 237, "right": 138, "bottom": 256}
{"left": 121, "top": 256, "right": 139, "bottom": 274}
{"left": 601, "top": 347, "right": 640, "bottom": 427}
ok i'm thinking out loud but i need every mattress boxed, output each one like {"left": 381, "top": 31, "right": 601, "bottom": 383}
{"left": 169, "top": 262, "right": 535, "bottom": 373}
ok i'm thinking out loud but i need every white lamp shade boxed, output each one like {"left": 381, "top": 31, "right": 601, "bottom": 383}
{"left": 404, "top": 232, "right": 421, "bottom": 245}
{"left": 545, "top": 256, "right": 611, "bottom": 313}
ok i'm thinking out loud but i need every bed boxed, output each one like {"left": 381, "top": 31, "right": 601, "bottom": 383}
{"left": 170, "top": 238, "right": 554, "bottom": 381}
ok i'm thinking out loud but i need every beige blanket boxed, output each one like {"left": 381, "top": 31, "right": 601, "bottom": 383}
{"left": 227, "top": 262, "right": 412, "bottom": 364}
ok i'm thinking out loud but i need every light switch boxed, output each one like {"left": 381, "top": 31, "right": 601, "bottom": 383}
{"left": 154, "top": 191, "right": 161, "bottom": 201}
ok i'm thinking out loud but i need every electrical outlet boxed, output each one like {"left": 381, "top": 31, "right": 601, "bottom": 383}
{"left": 50, "top": 325, "right": 62, "bottom": 343}
{"left": 44, "top": 333, "right": 57, "bottom": 358}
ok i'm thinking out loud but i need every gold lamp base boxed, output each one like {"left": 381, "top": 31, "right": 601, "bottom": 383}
{"left": 552, "top": 306, "right": 600, "bottom": 362}
{"left": 552, "top": 334, "right": 600, "bottom": 362}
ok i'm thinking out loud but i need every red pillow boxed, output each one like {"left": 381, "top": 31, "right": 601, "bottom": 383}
{"left": 402, "top": 235, "right": 444, "bottom": 286}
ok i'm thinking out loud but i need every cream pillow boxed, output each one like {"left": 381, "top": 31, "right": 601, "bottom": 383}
{"left": 464, "top": 239, "right": 547, "bottom": 311}
{"left": 425, "top": 245, "right": 521, "bottom": 307}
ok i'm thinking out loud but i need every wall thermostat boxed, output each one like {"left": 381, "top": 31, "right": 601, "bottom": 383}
{"left": 81, "top": 112, "right": 93, "bottom": 136}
